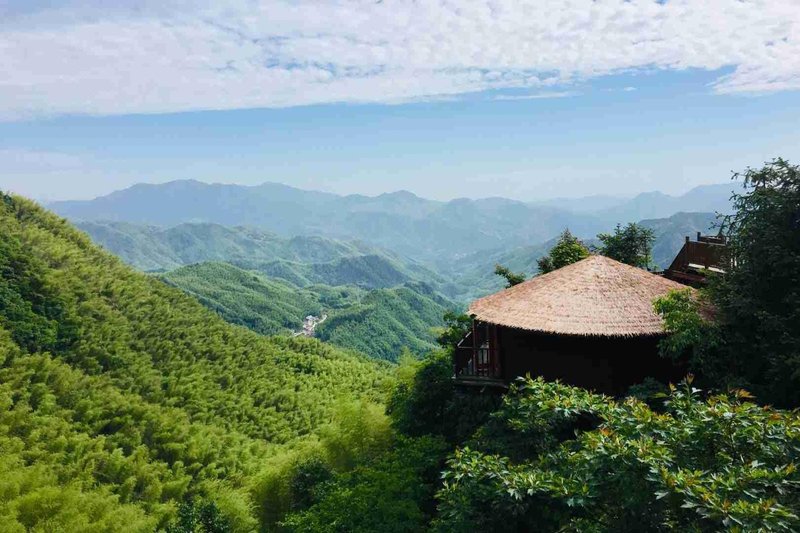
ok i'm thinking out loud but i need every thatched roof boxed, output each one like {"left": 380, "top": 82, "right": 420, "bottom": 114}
{"left": 469, "top": 255, "right": 690, "bottom": 337}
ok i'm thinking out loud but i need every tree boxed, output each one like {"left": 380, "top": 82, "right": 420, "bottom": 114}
{"left": 537, "top": 229, "right": 590, "bottom": 274}
{"left": 713, "top": 158, "right": 800, "bottom": 406}
{"left": 596, "top": 222, "right": 655, "bottom": 269}
{"left": 653, "top": 159, "right": 800, "bottom": 407}
{"left": 435, "top": 311, "right": 472, "bottom": 349}
{"left": 493, "top": 264, "right": 525, "bottom": 287}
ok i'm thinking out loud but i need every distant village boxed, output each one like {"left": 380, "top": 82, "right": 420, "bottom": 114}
{"left": 294, "top": 313, "right": 328, "bottom": 337}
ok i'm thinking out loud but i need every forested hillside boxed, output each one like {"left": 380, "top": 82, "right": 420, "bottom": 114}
{"left": 244, "top": 254, "right": 434, "bottom": 290}
{"left": 316, "top": 282, "right": 456, "bottom": 360}
{"left": 0, "top": 193, "right": 391, "bottom": 530}
{"left": 161, "top": 262, "right": 456, "bottom": 361}
{"left": 160, "top": 262, "right": 325, "bottom": 335}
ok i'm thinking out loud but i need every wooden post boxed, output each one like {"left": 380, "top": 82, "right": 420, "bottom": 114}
{"left": 471, "top": 319, "right": 478, "bottom": 377}
{"left": 491, "top": 324, "right": 501, "bottom": 378}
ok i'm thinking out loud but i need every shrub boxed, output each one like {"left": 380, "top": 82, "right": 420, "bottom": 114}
{"left": 282, "top": 436, "right": 448, "bottom": 533}
{"left": 387, "top": 349, "right": 501, "bottom": 444}
{"left": 436, "top": 377, "right": 800, "bottom": 532}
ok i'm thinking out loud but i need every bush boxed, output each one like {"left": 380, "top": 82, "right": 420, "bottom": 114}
{"left": 387, "top": 349, "right": 501, "bottom": 444}
{"left": 282, "top": 436, "right": 449, "bottom": 533}
{"left": 436, "top": 377, "right": 800, "bottom": 532}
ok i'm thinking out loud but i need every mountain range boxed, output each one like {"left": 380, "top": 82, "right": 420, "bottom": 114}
{"left": 76, "top": 211, "right": 720, "bottom": 306}
{"left": 51, "top": 180, "right": 736, "bottom": 266}
{"left": 76, "top": 220, "right": 442, "bottom": 283}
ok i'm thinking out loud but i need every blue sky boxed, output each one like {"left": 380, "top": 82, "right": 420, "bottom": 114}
{"left": 1, "top": 1, "right": 798, "bottom": 201}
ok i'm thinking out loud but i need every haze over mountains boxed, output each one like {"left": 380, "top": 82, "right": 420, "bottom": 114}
{"left": 51, "top": 179, "right": 735, "bottom": 266}
{"left": 74, "top": 221, "right": 441, "bottom": 286}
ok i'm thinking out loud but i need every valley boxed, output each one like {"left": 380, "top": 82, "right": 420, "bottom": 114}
{"left": 68, "top": 185, "right": 721, "bottom": 362}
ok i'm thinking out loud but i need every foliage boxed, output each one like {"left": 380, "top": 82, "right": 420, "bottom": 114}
{"left": 434, "top": 311, "right": 472, "bottom": 349}
{"left": 436, "top": 377, "right": 800, "bottom": 532}
{"left": 287, "top": 457, "right": 333, "bottom": 512}
{"left": 597, "top": 222, "right": 655, "bottom": 268}
{"left": 282, "top": 435, "right": 449, "bottom": 533}
{"left": 316, "top": 282, "right": 458, "bottom": 361}
{"left": 0, "top": 231, "right": 77, "bottom": 354}
{"left": 250, "top": 398, "right": 394, "bottom": 529}
{"left": 166, "top": 499, "right": 232, "bottom": 533}
{"left": 0, "top": 193, "right": 391, "bottom": 530}
{"left": 493, "top": 264, "right": 525, "bottom": 287}
{"left": 161, "top": 262, "right": 323, "bottom": 336}
{"left": 537, "top": 229, "right": 590, "bottom": 274}
{"left": 712, "top": 158, "right": 800, "bottom": 406}
{"left": 387, "top": 350, "right": 501, "bottom": 445}
{"left": 654, "top": 289, "right": 730, "bottom": 389}
{"left": 317, "top": 399, "right": 393, "bottom": 471}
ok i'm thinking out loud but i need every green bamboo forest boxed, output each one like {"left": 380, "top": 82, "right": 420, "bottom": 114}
{"left": 1, "top": 160, "right": 799, "bottom": 532}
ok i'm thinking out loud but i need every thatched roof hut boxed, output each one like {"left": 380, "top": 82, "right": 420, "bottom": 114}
{"left": 469, "top": 255, "right": 689, "bottom": 337}
{"left": 456, "top": 255, "right": 691, "bottom": 393}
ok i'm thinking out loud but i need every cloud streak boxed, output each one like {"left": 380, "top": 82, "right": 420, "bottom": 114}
{"left": 1, "top": 0, "right": 798, "bottom": 119}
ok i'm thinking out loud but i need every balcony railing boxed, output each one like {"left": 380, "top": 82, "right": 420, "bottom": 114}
{"left": 453, "top": 326, "right": 503, "bottom": 383}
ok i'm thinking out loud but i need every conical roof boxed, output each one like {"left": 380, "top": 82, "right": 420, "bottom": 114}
{"left": 469, "top": 255, "right": 690, "bottom": 337}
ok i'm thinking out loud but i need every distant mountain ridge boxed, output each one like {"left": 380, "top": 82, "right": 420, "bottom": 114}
{"left": 442, "top": 211, "right": 720, "bottom": 301}
{"left": 78, "top": 220, "right": 387, "bottom": 271}
{"left": 52, "top": 179, "right": 736, "bottom": 265}
{"left": 78, "top": 221, "right": 447, "bottom": 293}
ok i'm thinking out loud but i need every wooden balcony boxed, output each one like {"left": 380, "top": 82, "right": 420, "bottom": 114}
{"left": 664, "top": 233, "right": 728, "bottom": 286}
{"left": 453, "top": 325, "right": 506, "bottom": 388}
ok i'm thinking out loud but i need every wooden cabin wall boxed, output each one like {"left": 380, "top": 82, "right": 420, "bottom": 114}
{"left": 497, "top": 327, "right": 685, "bottom": 395}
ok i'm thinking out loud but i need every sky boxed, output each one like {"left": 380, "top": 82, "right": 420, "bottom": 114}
{"left": 1, "top": 0, "right": 799, "bottom": 202}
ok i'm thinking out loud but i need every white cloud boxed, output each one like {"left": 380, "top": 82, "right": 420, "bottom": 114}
{"left": 0, "top": 0, "right": 798, "bottom": 119}
{"left": 493, "top": 91, "right": 578, "bottom": 101}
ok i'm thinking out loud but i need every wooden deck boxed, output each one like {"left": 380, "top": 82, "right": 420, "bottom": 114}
{"left": 664, "top": 233, "right": 728, "bottom": 286}
{"left": 453, "top": 375, "right": 508, "bottom": 389}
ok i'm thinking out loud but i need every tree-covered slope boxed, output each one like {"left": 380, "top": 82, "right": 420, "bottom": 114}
{"left": 316, "top": 282, "right": 458, "bottom": 361}
{"left": 160, "top": 262, "right": 324, "bottom": 335}
{"left": 161, "top": 262, "right": 458, "bottom": 361}
{"left": 79, "top": 220, "right": 448, "bottom": 293}
{"left": 247, "top": 254, "right": 426, "bottom": 290}
{"left": 0, "top": 193, "right": 391, "bottom": 530}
